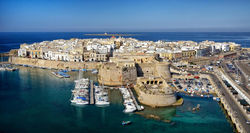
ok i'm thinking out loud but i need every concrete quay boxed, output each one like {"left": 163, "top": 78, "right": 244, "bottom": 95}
{"left": 211, "top": 69, "right": 250, "bottom": 133}
{"left": 234, "top": 60, "right": 250, "bottom": 91}
{"left": 170, "top": 65, "right": 249, "bottom": 133}
{"left": 218, "top": 67, "right": 250, "bottom": 106}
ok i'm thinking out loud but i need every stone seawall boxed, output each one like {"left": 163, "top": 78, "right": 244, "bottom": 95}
{"left": 137, "top": 91, "right": 176, "bottom": 107}
{"left": 9, "top": 57, "right": 102, "bottom": 70}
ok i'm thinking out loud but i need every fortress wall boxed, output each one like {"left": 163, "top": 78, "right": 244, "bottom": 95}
{"left": 9, "top": 57, "right": 101, "bottom": 69}
{"left": 136, "top": 62, "right": 171, "bottom": 80}
{"left": 137, "top": 90, "right": 176, "bottom": 107}
{"left": 122, "top": 67, "right": 137, "bottom": 85}
{"left": 155, "top": 63, "right": 171, "bottom": 79}
{"left": 136, "top": 63, "right": 154, "bottom": 77}
{"left": 98, "top": 65, "right": 137, "bottom": 86}
{"left": 98, "top": 67, "right": 123, "bottom": 86}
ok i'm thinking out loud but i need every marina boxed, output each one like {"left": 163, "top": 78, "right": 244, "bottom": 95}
{"left": 0, "top": 64, "right": 18, "bottom": 71}
{"left": 71, "top": 78, "right": 90, "bottom": 105}
{"left": 119, "top": 87, "right": 143, "bottom": 113}
{"left": 0, "top": 66, "right": 233, "bottom": 133}
{"left": 94, "top": 85, "right": 109, "bottom": 106}
{"left": 71, "top": 78, "right": 110, "bottom": 106}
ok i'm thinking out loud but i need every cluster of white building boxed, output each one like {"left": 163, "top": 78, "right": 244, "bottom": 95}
{"left": 17, "top": 38, "right": 118, "bottom": 62}
{"left": 17, "top": 37, "right": 241, "bottom": 62}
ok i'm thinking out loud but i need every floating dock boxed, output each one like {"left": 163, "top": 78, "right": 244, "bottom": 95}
{"left": 90, "top": 80, "right": 94, "bottom": 104}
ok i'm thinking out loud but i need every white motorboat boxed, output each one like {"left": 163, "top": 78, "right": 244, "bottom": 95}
{"left": 71, "top": 78, "right": 90, "bottom": 105}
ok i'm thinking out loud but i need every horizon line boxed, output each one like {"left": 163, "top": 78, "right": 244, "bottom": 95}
{"left": 1, "top": 31, "right": 250, "bottom": 33}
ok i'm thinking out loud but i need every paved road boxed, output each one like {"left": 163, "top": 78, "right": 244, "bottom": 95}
{"left": 235, "top": 61, "right": 250, "bottom": 92}
{"left": 170, "top": 64, "right": 250, "bottom": 132}
{"left": 208, "top": 73, "right": 250, "bottom": 132}
{"left": 221, "top": 62, "right": 249, "bottom": 93}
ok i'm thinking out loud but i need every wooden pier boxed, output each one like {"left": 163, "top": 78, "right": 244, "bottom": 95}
{"left": 90, "top": 80, "right": 95, "bottom": 104}
{"left": 127, "top": 87, "right": 143, "bottom": 111}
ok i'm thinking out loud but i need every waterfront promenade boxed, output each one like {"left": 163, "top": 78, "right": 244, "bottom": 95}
{"left": 211, "top": 69, "right": 250, "bottom": 133}
{"left": 170, "top": 64, "right": 249, "bottom": 133}
{"left": 234, "top": 60, "right": 250, "bottom": 92}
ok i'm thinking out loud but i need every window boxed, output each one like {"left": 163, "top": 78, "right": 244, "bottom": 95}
{"left": 159, "top": 81, "right": 163, "bottom": 84}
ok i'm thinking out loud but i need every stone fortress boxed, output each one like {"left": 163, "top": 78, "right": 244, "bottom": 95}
{"left": 9, "top": 37, "right": 241, "bottom": 107}
{"left": 97, "top": 53, "right": 176, "bottom": 107}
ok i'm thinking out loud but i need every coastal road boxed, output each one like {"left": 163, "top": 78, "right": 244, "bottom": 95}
{"left": 170, "top": 64, "right": 250, "bottom": 132}
{"left": 222, "top": 61, "right": 249, "bottom": 93}
{"left": 207, "top": 73, "right": 250, "bottom": 132}
{"left": 234, "top": 60, "right": 250, "bottom": 92}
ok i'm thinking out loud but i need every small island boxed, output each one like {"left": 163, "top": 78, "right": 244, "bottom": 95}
{"left": 84, "top": 32, "right": 137, "bottom": 37}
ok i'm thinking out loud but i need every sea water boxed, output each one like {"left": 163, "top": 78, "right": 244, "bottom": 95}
{"left": 0, "top": 32, "right": 250, "bottom": 53}
{"left": 0, "top": 67, "right": 234, "bottom": 133}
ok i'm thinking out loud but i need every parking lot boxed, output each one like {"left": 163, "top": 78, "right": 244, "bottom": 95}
{"left": 173, "top": 77, "right": 215, "bottom": 97}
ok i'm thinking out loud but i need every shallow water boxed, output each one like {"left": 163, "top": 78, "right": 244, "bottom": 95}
{"left": 0, "top": 67, "right": 234, "bottom": 133}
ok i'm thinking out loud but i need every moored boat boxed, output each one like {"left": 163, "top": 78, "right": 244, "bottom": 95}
{"left": 71, "top": 78, "right": 90, "bottom": 105}
{"left": 122, "top": 121, "right": 132, "bottom": 126}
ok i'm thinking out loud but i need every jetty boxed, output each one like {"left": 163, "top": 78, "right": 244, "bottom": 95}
{"left": 127, "top": 87, "right": 143, "bottom": 111}
{"left": 90, "top": 80, "right": 94, "bottom": 104}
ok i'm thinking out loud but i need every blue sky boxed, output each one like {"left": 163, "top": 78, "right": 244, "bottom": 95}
{"left": 0, "top": 0, "right": 250, "bottom": 32}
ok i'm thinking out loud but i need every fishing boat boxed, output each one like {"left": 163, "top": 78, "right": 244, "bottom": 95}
{"left": 91, "top": 69, "right": 98, "bottom": 74}
{"left": 81, "top": 69, "right": 87, "bottom": 72}
{"left": 213, "top": 97, "right": 220, "bottom": 102}
{"left": 51, "top": 71, "right": 63, "bottom": 78}
{"left": 5, "top": 67, "right": 18, "bottom": 71}
{"left": 122, "top": 121, "right": 132, "bottom": 126}
{"left": 51, "top": 71, "right": 70, "bottom": 78}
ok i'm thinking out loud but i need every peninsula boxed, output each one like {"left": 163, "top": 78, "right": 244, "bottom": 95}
{"left": 3, "top": 36, "right": 250, "bottom": 133}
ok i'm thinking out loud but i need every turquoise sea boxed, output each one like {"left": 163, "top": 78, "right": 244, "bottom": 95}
{"left": 0, "top": 67, "right": 234, "bottom": 133}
